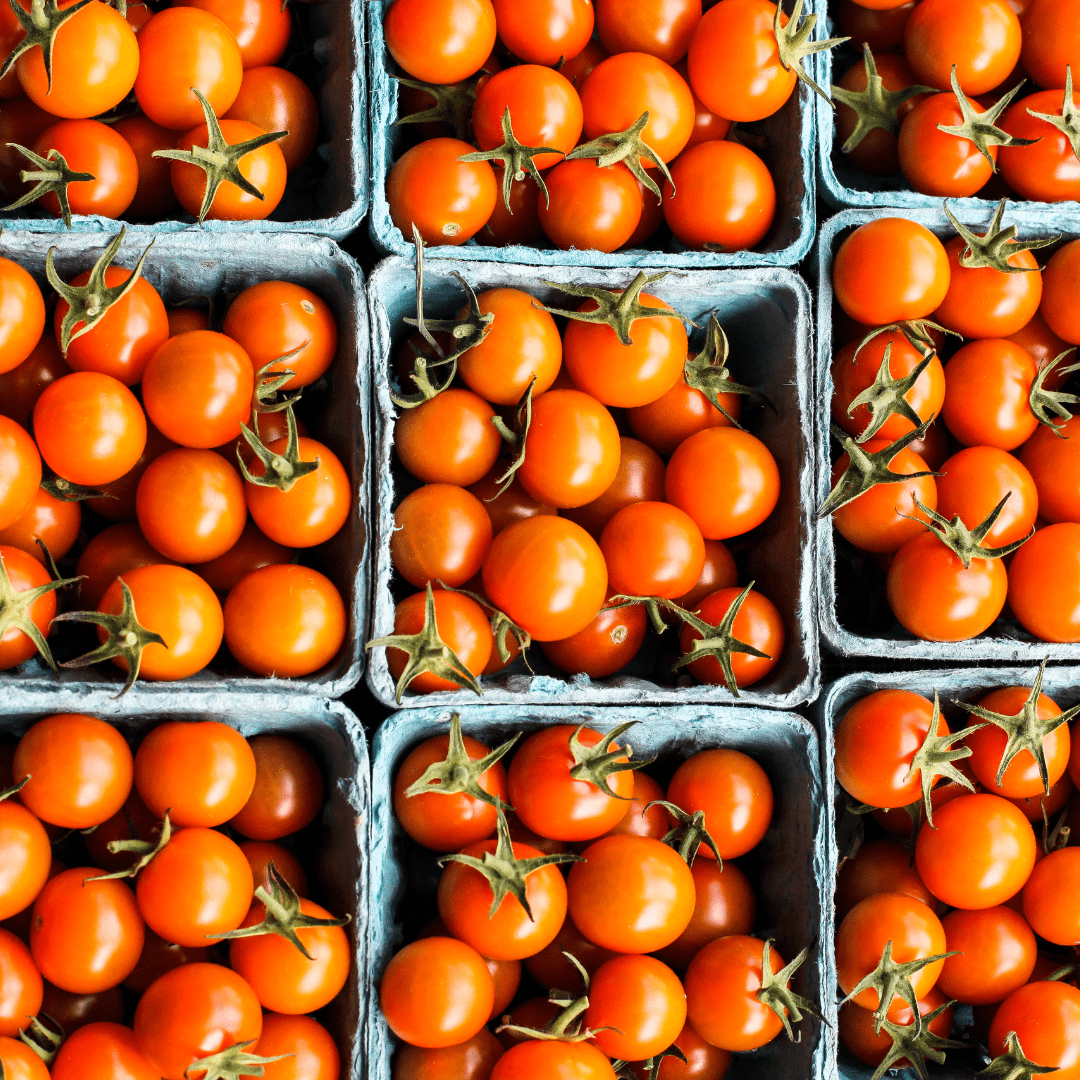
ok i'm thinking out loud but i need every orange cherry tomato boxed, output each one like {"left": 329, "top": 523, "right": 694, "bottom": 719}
{"left": 52, "top": 1024, "right": 156, "bottom": 1080}
{"left": 194, "top": 521, "right": 293, "bottom": 593}
{"left": 1008, "top": 522, "right": 1080, "bottom": 642}
{"left": 255, "top": 1014, "right": 340, "bottom": 1080}
{"left": 225, "top": 66, "right": 319, "bottom": 172}
{"left": 167, "top": 309, "right": 210, "bottom": 337}
{"left": 0, "top": 795, "right": 50, "bottom": 920}
{"left": 538, "top": 158, "right": 643, "bottom": 253}
{"left": 174, "top": 0, "right": 291, "bottom": 68}
{"left": 383, "top": 0, "right": 497, "bottom": 84}
{"left": 223, "top": 563, "right": 346, "bottom": 678}
{"left": 230, "top": 734, "right": 323, "bottom": 841}
{"left": 134, "top": 8, "right": 244, "bottom": 130}
{"left": 627, "top": 366, "right": 738, "bottom": 456}
{"left": 601, "top": 500, "right": 705, "bottom": 598}
{"left": 898, "top": 92, "right": 996, "bottom": 198}
{"left": 0, "top": 546, "right": 56, "bottom": 670}
{"left": 492, "top": 0, "right": 593, "bottom": 66}
{"left": 30, "top": 120, "right": 138, "bottom": 219}
{"left": 935, "top": 446, "right": 1037, "bottom": 548}
{"left": 0, "top": 1036, "right": 50, "bottom": 1080}
{"left": 395, "top": 388, "right": 501, "bottom": 486}
{"left": 238, "top": 842, "right": 308, "bottom": 898}
{"left": 112, "top": 116, "right": 181, "bottom": 222}
{"left": 391, "top": 483, "right": 492, "bottom": 588}
{"left": 539, "top": 595, "right": 647, "bottom": 678}
{"left": 0, "top": 929, "right": 41, "bottom": 1036}
{"left": 563, "top": 436, "right": 666, "bottom": 538}
{"left": 0, "top": 486, "right": 79, "bottom": 565}
{"left": 74, "top": 523, "right": 173, "bottom": 609}
{"left": 679, "top": 586, "right": 783, "bottom": 688}
{"left": 0, "top": 261, "right": 45, "bottom": 377}
{"left": 597, "top": 0, "right": 700, "bottom": 66}
{"left": 0, "top": 332, "right": 68, "bottom": 427}
{"left": 86, "top": 422, "right": 176, "bottom": 523}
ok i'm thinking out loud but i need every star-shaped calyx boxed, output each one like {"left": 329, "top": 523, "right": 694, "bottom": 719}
{"left": 868, "top": 999, "right": 966, "bottom": 1080}
{"left": 47, "top": 229, "right": 156, "bottom": 354}
{"left": 568, "top": 720, "right": 653, "bottom": 797}
{"left": 955, "top": 659, "right": 1080, "bottom": 796}
{"left": 611, "top": 1046, "right": 688, "bottom": 1080}
{"left": 53, "top": 579, "right": 166, "bottom": 695}
{"left": 437, "top": 583, "right": 533, "bottom": 672}
{"left": 906, "top": 690, "right": 984, "bottom": 828}
{"left": 902, "top": 493, "right": 1032, "bottom": 569}
{"left": 842, "top": 939, "right": 958, "bottom": 1033}
{"left": 683, "top": 314, "right": 770, "bottom": 430}
{"left": 936, "top": 66, "right": 1039, "bottom": 169}
{"left": 647, "top": 798, "right": 724, "bottom": 866}
{"left": 152, "top": 87, "right": 287, "bottom": 225}
{"left": 977, "top": 1031, "right": 1057, "bottom": 1080}
{"left": 775, "top": 0, "right": 849, "bottom": 106}
{"left": 459, "top": 107, "right": 564, "bottom": 211}
{"left": 756, "top": 939, "right": 825, "bottom": 1043}
{"left": 846, "top": 342, "right": 936, "bottom": 444}
{"left": 564, "top": 111, "right": 673, "bottom": 201}
{"left": 1029, "top": 349, "right": 1080, "bottom": 436}
{"left": 0, "top": 0, "right": 93, "bottom": 90}
{"left": 2, "top": 144, "right": 94, "bottom": 228}
{"left": 830, "top": 43, "right": 935, "bottom": 153}
{"left": 541, "top": 271, "right": 688, "bottom": 346}
{"left": 394, "top": 227, "right": 493, "bottom": 408}
{"left": 944, "top": 199, "right": 1058, "bottom": 274}
{"left": 0, "top": 547, "right": 79, "bottom": 672}
{"left": 440, "top": 807, "right": 581, "bottom": 921}
{"left": 235, "top": 402, "right": 319, "bottom": 493}
{"left": 365, "top": 581, "right": 485, "bottom": 703}
{"left": 497, "top": 952, "right": 610, "bottom": 1044}
{"left": 855, "top": 319, "right": 957, "bottom": 362}
{"left": 818, "top": 416, "right": 940, "bottom": 518}
{"left": 402, "top": 711, "right": 518, "bottom": 809}
{"left": 393, "top": 72, "right": 484, "bottom": 142}
{"left": 1027, "top": 64, "right": 1080, "bottom": 163}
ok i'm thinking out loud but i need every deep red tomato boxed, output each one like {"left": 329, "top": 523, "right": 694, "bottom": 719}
{"left": 0, "top": 331, "right": 68, "bottom": 426}
{"left": 387, "top": 138, "right": 497, "bottom": 247}
{"left": 663, "top": 140, "right": 775, "bottom": 252}
{"left": 122, "top": 929, "right": 211, "bottom": 996}
{"left": 935, "top": 447, "right": 1037, "bottom": 547}
{"left": 225, "top": 563, "right": 346, "bottom": 678}
{"left": 14, "top": 713, "right": 132, "bottom": 830}
{"left": 384, "top": 0, "right": 496, "bottom": 84}
{"left": 392, "top": 1028, "right": 503, "bottom": 1080}
{"left": 629, "top": 1020, "right": 731, "bottom": 1080}
{"left": 678, "top": 586, "right": 784, "bottom": 688}
{"left": 937, "top": 905, "right": 1036, "bottom": 1004}
{"left": 229, "top": 734, "right": 322, "bottom": 842}
{"left": 833, "top": 219, "right": 951, "bottom": 326}
{"left": 112, "top": 116, "right": 180, "bottom": 221}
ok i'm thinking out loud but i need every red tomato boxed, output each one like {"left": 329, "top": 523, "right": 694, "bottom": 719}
{"left": 392, "top": 1029, "right": 503, "bottom": 1080}
{"left": 0, "top": 1037, "right": 51, "bottom": 1080}
{"left": 53, "top": 1023, "right": 156, "bottom": 1080}
{"left": 0, "top": 484, "right": 76, "bottom": 569}
{"left": 0, "top": 332, "right": 68, "bottom": 427}
{"left": 467, "top": 470, "right": 556, "bottom": 535}
{"left": 224, "top": 66, "right": 319, "bottom": 173}
{"left": 539, "top": 593, "right": 647, "bottom": 677}
{"left": 255, "top": 1014, "right": 340, "bottom": 1080}
{"left": 74, "top": 523, "right": 174, "bottom": 609}
{"left": 662, "top": 140, "right": 776, "bottom": 252}
{"left": 840, "top": 989, "right": 953, "bottom": 1072}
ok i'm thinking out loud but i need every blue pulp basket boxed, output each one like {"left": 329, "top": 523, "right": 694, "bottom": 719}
{"left": 813, "top": 12, "right": 1080, "bottom": 218}
{"left": 814, "top": 205, "right": 1080, "bottom": 662}
{"left": 367, "top": 703, "right": 834, "bottom": 1080}
{"left": 0, "top": 229, "right": 370, "bottom": 696}
{"left": 818, "top": 666, "right": 1080, "bottom": 1080}
{"left": 366, "top": 0, "right": 819, "bottom": 267}
{"left": 0, "top": 689, "right": 369, "bottom": 1080}
{"left": 365, "top": 255, "right": 820, "bottom": 710}
{"left": 0, "top": 0, "right": 367, "bottom": 238}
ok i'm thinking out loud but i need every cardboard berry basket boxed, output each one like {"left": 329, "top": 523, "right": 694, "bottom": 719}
{"left": 812, "top": 18, "right": 1073, "bottom": 217}
{"left": 367, "top": 703, "right": 833, "bottom": 1080}
{"left": 0, "top": 0, "right": 367, "bottom": 238}
{"left": 818, "top": 666, "right": 1080, "bottom": 1080}
{"left": 366, "top": 0, "right": 819, "bottom": 268}
{"left": 814, "top": 206, "right": 1080, "bottom": 662}
{"left": 365, "top": 255, "right": 819, "bottom": 710}
{"left": 0, "top": 229, "right": 370, "bottom": 696}
{"left": 0, "top": 688, "right": 368, "bottom": 1080}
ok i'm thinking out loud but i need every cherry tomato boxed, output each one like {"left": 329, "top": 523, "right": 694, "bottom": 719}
{"left": 539, "top": 158, "right": 643, "bottom": 252}
{"left": 840, "top": 989, "right": 953, "bottom": 1072}
{"left": 935, "top": 447, "right": 1037, "bottom": 548}
{"left": 687, "top": 0, "right": 797, "bottom": 122}
{"left": 1020, "top": 414, "right": 1080, "bottom": 523}
{"left": 904, "top": 0, "right": 1021, "bottom": 94}
{"left": 53, "top": 1023, "right": 162, "bottom": 1080}
{"left": 679, "top": 586, "right": 783, "bottom": 688}
{"left": 835, "top": 837, "right": 935, "bottom": 920}
{"left": 194, "top": 522, "right": 293, "bottom": 593}
{"left": 601, "top": 501, "right": 705, "bottom": 598}
{"left": 539, "top": 594, "right": 647, "bottom": 677}
{"left": 0, "top": 929, "right": 40, "bottom": 1036}
{"left": 30, "top": 868, "right": 143, "bottom": 994}
{"left": 16, "top": 0, "right": 138, "bottom": 119}
{"left": 663, "top": 140, "right": 776, "bottom": 252}
{"left": 673, "top": 539, "right": 738, "bottom": 612}
{"left": 175, "top": 0, "right": 290, "bottom": 68}
{"left": 473, "top": 66, "right": 582, "bottom": 172}
{"left": 0, "top": 1036, "right": 51, "bottom": 1080}
{"left": 230, "top": 734, "right": 322, "bottom": 841}
{"left": 122, "top": 930, "right": 211, "bottom": 996}
{"left": 86, "top": 422, "right": 177, "bottom": 523}
{"left": 1008, "top": 523, "right": 1080, "bottom": 642}
{"left": 898, "top": 92, "right": 996, "bottom": 197}
{"left": 256, "top": 1014, "right": 340, "bottom": 1080}
{"left": 0, "top": 420, "right": 39, "bottom": 536}
{"left": 135, "top": 721, "right": 255, "bottom": 828}
{"left": 167, "top": 309, "right": 210, "bottom": 337}
{"left": 134, "top": 8, "right": 243, "bottom": 130}
{"left": 0, "top": 797, "right": 49, "bottom": 920}
{"left": 238, "top": 841, "right": 308, "bottom": 898}
{"left": 0, "top": 332, "right": 68, "bottom": 427}
{"left": 833, "top": 219, "right": 951, "bottom": 326}
{"left": 966, "top": 685, "right": 1070, "bottom": 798}
{"left": 989, "top": 980, "right": 1080, "bottom": 1079}
{"left": 380, "top": 937, "right": 493, "bottom": 1049}
{"left": 629, "top": 1020, "right": 730, "bottom": 1080}
{"left": 98, "top": 565, "right": 224, "bottom": 681}
{"left": 142, "top": 331, "right": 253, "bottom": 449}
{"left": 30, "top": 120, "right": 138, "bottom": 220}
{"left": 225, "top": 66, "right": 319, "bottom": 173}
{"left": 483, "top": 516, "right": 608, "bottom": 641}
{"left": 654, "top": 859, "right": 756, "bottom": 970}
{"left": 0, "top": 262, "right": 45, "bottom": 378}
{"left": 916, "top": 793, "right": 1037, "bottom": 908}
{"left": 627, "top": 366, "right": 738, "bottom": 455}
{"left": 384, "top": 0, "right": 496, "bottom": 84}
{"left": 836, "top": 892, "right": 947, "bottom": 1010}
{"left": 134, "top": 963, "right": 263, "bottom": 1080}
{"left": 0, "top": 546, "right": 57, "bottom": 670}
{"left": 395, "top": 388, "right": 501, "bottom": 486}
{"left": 387, "top": 138, "right": 497, "bottom": 247}
{"left": 563, "top": 436, "right": 666, "bottom": 538}
{"left": 493, "top": 0, "right": 593, "bottom": 66}
{"left": 596, "top": 0, "right": 700, "bottom": 66}
{"left": 33, "top": 371, "right": 146, "bottom": 486}
{"left": 0, "top": 101, "right": 57, "bottom": 201}
{"left": 1042, "top": 239, "right": 1080, "bottom": 344}
{"left": 586, "top": 954, "right": 686, "bottom": 1061}
{"left": 522, "top": 915, "right": 616, "bottom": 993}
{"left": 14, "top": 714, "right": 132, "bottom": 830}
{"left": 938, "top": 905, "right": 1037, "bottom": 1004}
{"left": 568, "top": 835, "right": 695, "bottom": 953}
{"left": 74, "top": 523, "right": 168, "bottom": 610}
{"left": 490, "top": 1041, "right": 615, "bottom": 1080}
{"left": 887, "top": 531, "right": 1009, "bottom": 641}
{"left": 417, "top": 917, "right": 519, "bottom": 1020}
{"left": 0, "top": 486, "right": 78, "bottom": 567}
{"left": 224, "top": 563, "right": 346, "bottom": 678}
{"left": 112, "top": 116, "right": 180, "bottom": 221}
{"left": 39, "top": 985, "right": 124, "bottom": 1034}
{"left": 392, "top": 1029, "right": 503, "bottom": 1080}
{"left": 476, "top": 175, "right": 544, "bottom": 246}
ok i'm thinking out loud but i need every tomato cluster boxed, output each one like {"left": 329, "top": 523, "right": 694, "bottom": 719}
{"left": 833, "top": 670, "right": 1080, "bottom": 1077}
{"left": 0, "top": 712, "right": 350, "bottom": 1080}
{"left": 0, "top": 236, "right": 350, "bottom": 685}
{"left": 380, "top": 713, "right": 817, "bottom": 1079}
{"left": 830, "top": 0, "right": 1080, "bottom": 203}
{"left": 367, "top": 255, "right": 788, "bottom": 700}
{"left": 825, "top": 210, "right": 1080, "bottom": 644}
{"left": 378, "top": 0, "right": 839, "bottom": 253}
{"left": 0, "top": 0, "right": 322, "bottom": 226}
